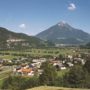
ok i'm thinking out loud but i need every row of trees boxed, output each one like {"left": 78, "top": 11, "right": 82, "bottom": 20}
{"left": 1, "top": 59, "right": 90, "bottom": 90}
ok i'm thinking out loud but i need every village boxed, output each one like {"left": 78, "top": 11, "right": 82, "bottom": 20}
{"left": 0, "top": 52, "right": 87, "bottom": 77}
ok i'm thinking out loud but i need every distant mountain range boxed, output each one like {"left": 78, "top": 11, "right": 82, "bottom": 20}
{"left": 36, "top": 21, "right": 90, "bottom": 45}
{"left": 0, "top": 27, "right": 53, "bottom": 49}
{"left": 0, "top": 21, "right": 90, "bottom": 49}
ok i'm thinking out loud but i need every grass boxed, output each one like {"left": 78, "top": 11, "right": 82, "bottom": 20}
{"left": 0, "top": 70, "right": 11, "bottom": 79}
{"left": 0, "top": 55, "right": 20, "bottom": 60}
{"left": 57, "top": 69, "right": 69, "bottom": 77}
{"left": 0, "top": 48, "right": 80, "bottom": 59}
{"left": 0, "top": 48, "right": 89, "bottom": 60}
{"left": 0, "top": 68, "right": 12, "bottom": 88}
{"left": 0, "top": 48, "right": 89, "bottom": 59}
{"left": 27, "top": 86, "right": 90, "bottom": 90}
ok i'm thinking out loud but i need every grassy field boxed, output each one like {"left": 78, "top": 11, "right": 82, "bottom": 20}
{"left": 0, "top": 48, "right": 88, "bottom": 60}
{"left": 27, "top": 86, "right": 90, "bottom": 90}
{"left": 0, "top": 48, "right": 90, "bottom": 60}
{"left": 57, "top": 69, "right": 69, "bottom": 77}
{"left": 0, "top": 55, "right": 20, "bottom": 60}
{"left": 0, "top": 67, "right": 12, "bottom": 88}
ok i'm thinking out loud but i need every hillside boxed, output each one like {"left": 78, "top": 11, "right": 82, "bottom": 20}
{"left": 36, "top": 21, "right": 90, "bottom": 45}
{"left": 0, "top": 27, "right": 51, "bottom": 49}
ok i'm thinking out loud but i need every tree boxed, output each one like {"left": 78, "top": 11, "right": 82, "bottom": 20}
{"left": 63, "top": 65, "right": 88, "bottom": 88}
{"left": 1, "top": 76, "right": 39, "bottom": 90}
{"left": 84, "top": 58, "right": 90, "bottom": 73}
{"left": 39, "top": 61, "right": 57, "bottom": 85}
{"left": 84, "top": 73, "right": 90, "bottom": 88}
{"left": 58, "top": 54, "right": 64, "bottom": 60}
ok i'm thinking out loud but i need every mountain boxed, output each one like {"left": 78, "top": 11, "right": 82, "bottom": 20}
{"left": 36, "top": 21, "right": 90, "bottom": 45}
{"left": 0, "top": 27, "right": 51, "bottom": 49}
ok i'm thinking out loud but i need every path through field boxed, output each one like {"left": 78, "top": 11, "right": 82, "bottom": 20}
{"left": 27, "top": 86, "right": 90, "bottom": 90}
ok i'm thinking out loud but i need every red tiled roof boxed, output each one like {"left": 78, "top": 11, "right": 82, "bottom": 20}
{"left": 22, "top": 68, "right": 32, "bottom": 73}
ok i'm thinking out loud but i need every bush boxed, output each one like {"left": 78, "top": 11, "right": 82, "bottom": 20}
{"left": 1, "top": 76, "right": 39, "bottom": 90}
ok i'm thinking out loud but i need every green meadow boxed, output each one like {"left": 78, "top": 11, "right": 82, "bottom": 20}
{"left": 0, "top": 48, "right": 89, "bottom": 60}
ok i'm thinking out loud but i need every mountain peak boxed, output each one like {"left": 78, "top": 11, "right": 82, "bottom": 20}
{"left": 57, "top": 21, "right": 67, "bottom": 27}
{"left": 57, "top": 21, "right": 72, "bottom": 30}
{"left": 36, "top": 21, "right": 90, "bottom": 45}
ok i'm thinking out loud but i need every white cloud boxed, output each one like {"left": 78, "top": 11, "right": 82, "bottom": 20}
{"left": 68, "top": 3, "right": 76, "bottom": 11}
{"left": 19, "top": 24, "right": 26, "bottom": 29}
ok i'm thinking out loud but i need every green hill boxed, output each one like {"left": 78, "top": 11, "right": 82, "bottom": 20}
{"left": 0, "top": 27, "right": 51, "bottom": 49}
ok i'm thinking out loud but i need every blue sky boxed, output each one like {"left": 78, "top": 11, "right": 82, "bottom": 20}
{"left": 0, "top": 0, "right": 90, "bottom": 35}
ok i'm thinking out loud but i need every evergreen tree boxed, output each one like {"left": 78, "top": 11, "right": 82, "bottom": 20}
{"left": 39, "top": 61, "right": 57, "bottom": 85}
{"left": 84, "top": 59, "right": 90, "bottom": 73}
